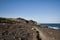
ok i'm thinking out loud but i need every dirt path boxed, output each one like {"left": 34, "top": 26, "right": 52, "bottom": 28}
{"left": 33, "top": 26, "right": 58, "bottom": 40}
{"left": 33, "top": 26, "right": 47, "bottom": 40}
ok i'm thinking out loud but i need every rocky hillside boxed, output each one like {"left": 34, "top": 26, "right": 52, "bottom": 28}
{"left": 0, "top": 17, "right": 41, "bottom": 40}
{"left": 0, "top": 17, "right": 60, "bottom": 40}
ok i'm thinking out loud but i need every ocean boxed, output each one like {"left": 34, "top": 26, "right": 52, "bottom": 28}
{"left": 40, "top": 23, "right": 60, "bottom": 29}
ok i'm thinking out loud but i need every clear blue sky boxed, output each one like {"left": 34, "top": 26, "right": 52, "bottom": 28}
{"left": 0, "top": 0, "right": 60, "bottom": 23}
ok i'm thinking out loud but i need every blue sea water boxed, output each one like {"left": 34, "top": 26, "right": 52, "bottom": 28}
{"left": 40, "top": 23, "right": 60, "bottom": 29}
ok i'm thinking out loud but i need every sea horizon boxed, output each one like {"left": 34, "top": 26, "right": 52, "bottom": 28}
{"left": 40, "top": 23, "right": 60, "bottom": 29}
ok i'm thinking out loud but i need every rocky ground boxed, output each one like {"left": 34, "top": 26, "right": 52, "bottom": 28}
{"left": 33, "top": 26, "right": 60, "bottom": 40}
{"left": 0, "top": 17, "right": 60, "bottom": 40}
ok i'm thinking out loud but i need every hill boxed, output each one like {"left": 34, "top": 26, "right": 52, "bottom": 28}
{"left": 0, "top": 17, "right": 60, "bottom": 40}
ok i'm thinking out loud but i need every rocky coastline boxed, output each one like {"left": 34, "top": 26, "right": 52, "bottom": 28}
{"left": 0, "top": 17, "right": 60, "bottom": 40}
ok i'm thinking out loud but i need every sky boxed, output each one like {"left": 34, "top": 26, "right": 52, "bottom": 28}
{"left": 0, "top": 0, "right": 60, "bottom": 23}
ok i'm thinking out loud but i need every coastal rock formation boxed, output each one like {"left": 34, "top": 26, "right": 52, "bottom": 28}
{"left": 0, "top": 17, "right": 39, "bottom": 40}
{"left": 0, "top": 17, "right": 60, "bottom": 40}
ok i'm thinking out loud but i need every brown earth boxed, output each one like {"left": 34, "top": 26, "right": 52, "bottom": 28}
{"left": 0, "top": 17, "right": 60, "bottom": 40}
{"left": 33, "top": 26, "right": 60, "bottom": 40}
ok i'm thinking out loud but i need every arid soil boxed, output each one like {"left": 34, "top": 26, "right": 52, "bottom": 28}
{"left": 33, "top": 26, "right": 60, "bottom": 40}
{"left": 0, "top": 17, "right": 60, "bottom": 40}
